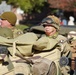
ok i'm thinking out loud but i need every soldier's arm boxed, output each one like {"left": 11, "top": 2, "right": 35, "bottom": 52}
{"left": 33, "top": 37, "right": 58, "bottom": 51}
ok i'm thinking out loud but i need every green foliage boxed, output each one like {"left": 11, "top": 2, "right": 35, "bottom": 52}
{"left": 73, "top": 2, "right": 76, "bottom": 7}
{"left": 6, "top": 0, "right": 46, "bottom": 13}
{"left": 50, "top": 8, "right": 58, "bottom": 15}
{"left": 0, "top": 0, "right": 1, "bottom": 3}
{"left": 32, "top": 0, "right": 45, "bottom": 13}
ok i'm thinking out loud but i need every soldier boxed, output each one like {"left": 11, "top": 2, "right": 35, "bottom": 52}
{"left": 0, "top": 12, "right": 38, "bottom": 75}
{"left": 33, "top": 15, "right": 72, "bottom": 75}
{"left": 0, "top": 11, "right": 23, "bottom": 38}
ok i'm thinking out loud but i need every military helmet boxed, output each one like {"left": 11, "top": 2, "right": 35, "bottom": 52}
{"left": 0, "top": 27, "right": 13, "bottom": 38}
{"left": 0, "top": 12, "right": 17, "bottom": 26}
{"left": 41, "top": 15, "right": 60, "bottom": 30}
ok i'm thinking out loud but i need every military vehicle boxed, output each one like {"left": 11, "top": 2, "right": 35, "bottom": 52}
{"left": 0, "top": 25, "right": 75, "bottom": 75}
{"left": 28, "top": 25, "right": 76, "bottom": 75}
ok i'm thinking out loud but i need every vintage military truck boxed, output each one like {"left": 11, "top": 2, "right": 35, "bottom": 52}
{"left": 0, "top": 25, "right": 75, "bottom": 75}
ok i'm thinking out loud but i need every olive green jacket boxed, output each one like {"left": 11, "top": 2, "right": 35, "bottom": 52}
{"left": 0, "top": 26, "right": 23, "bottom": 39}
{"left": 33, "top": 34, "right": 71, "bottom": 57}
{"left": 0, "top": 32, "right": 38, "bottom": 56}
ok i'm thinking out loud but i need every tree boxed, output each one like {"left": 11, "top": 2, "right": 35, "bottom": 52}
{"left": 6, "top": 0, "right": 46, "bottom": 13}
{"left": 48, "top": 0, "right": 76, "bottom": 11}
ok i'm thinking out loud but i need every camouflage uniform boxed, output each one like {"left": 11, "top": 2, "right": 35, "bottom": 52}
{"left": 33, "top": 15, "right": 71, "bottom": 75}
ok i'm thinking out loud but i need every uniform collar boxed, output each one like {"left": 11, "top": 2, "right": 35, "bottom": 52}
{"left": 46, "top": 32, "right": 58, "bottom": 39}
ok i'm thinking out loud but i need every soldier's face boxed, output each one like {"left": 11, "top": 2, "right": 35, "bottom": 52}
{"left": 44, "top": 25, "right": 56, "bottom": 36}
{"left": 0, "top": 19, "right": 11, "bottom": 28}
